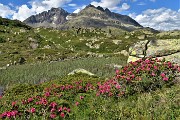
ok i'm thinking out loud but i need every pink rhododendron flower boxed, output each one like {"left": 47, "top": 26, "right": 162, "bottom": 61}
{"left": 11, "top": 110, "right": 18, "bottom": 117}
{"left": 45, "top": 92, "right": 50, "bottom": 97}
{"left": 50, "top": 114, "right": 56, "bottom": 119}
{"left": 30, "top": 108, "right": 36, "bottom": 113}
{"left": 50, "top": 102, "right": 57, "bottom": 108}
{"left": 63, "top": 107, "right": 67, "bottom": 111}
{"left": 58, "top": 107, "right": 63, "bottom": 112}
{"left": 60, "top": 112, "right": 65, "bottom": 118}
{"left": 116, "top": 69, "right": 119, "bottom": 74}
{"left": 161, "top": 73, "right": 166, "bottom": 78}
{"left": 51, "top": 108, "right": 56, "bottom": 113}
{"left": 75, "top": 102, "right": 79, "bottom": 106}
{"left": 163, "top": 77, "right": 168, "bottom": 81}
{"left": 28, "top": 98, "right": 33, "bottom": 103}
{"left": 80, "top": 96, "right": 84, "bottom": 100}
{"left": 116, "top": 84, "right": 121, "bottom": 89}
{"left": 67, "top": 108, "right": 71, "bottom": 113}
{"left": 6, "top": 112, "right": 11, "bottom": 118}
{"left": 154, "top": 66, "right": 158, "bottom": 70}
{"left": 12, "top": 101, "right": 16, "bottom": 106}
{"left": 151, "top": 72, "right": 156, "bottom": 76}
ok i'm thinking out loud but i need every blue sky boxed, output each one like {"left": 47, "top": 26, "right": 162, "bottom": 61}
{"left": 0, "top": 0, "right": 179, "bottom": 30}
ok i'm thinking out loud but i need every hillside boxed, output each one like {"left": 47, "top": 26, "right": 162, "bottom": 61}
{"left": 0, "top": 16, "right": 159, "bottom": 68}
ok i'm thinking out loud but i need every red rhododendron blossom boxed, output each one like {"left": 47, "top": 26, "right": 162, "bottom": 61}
{"left": 67, "top": 108, "right": 71, "bottom": 113}
{"left": 58, "top": 107, "right": 63, "bottom": 112}
{"left": 51, "top": 108, "right": 56, "bottom": 113}
{"left": 116, "top": 69, "right": 119, "bottom": 74}
{"left": 50, "top": 102, "right": 57, "bottom": 108}
{"left": 6, "top": 112, "right": 11, "bottom": 118}
{"left": 28, "top": 98, "right": 33, "bottom": 103}
{"left": 163, "top": 77, "right": 168, "bottom": 81}
{"left": 30, "top": 108, "right": 36, "bottom": 113}
{"left": 160, "top": 73, "right": 166, "bottom": 78}
{"left": 80, "top": 96, "right": 84, "bottom": 100}
{"left": 0, "top": 96, "right": 2, "bottom": 99}
{"left": 12, "top": 101, "right": 16, "bottom": 106}
{"left": 60, "top": 112, "right": 65, "bottom": 118}
{"left": 154, "top": 66, "right": 158, "bottom": 70}
{"left": 45, "top": 92, "right": 50, "bottom": 97}
{"left": 75, "top": 102, "right": 79, "bottom": 106}
{"left": 63, "top": 107, "right": 67, "bottom": 111}
{"left": 151, "top": 72, "right": 156, "bottom": 76}
{"left": 116, "top": 84, "right": 121, "bottom": 89}
{"left": 50, "top": 114, "right": 56, "bottom": 119}
{"left": 11, "top": 110, "right": 18, "bottom": 117}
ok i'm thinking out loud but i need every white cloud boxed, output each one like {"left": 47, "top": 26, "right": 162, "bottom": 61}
{"left": 73, "top": 9, "right": 81, "bottom": 13}
{"left": 68, "top": 4, "right": 77, "bottom": 7}
{"left": 121, "top": 3, "right": 130, "bottom": 10}
{"left": 91, "top": 0, "right": 121, "bottom": 9}
{"left": 0, "top": 3, "right": 15, "bottom": 18}
{"left": 91, "top": 0, "right": 130, "bottom": 12}
{"left": 73, "top": 5, "right": 86, "bottom": 13}
{"left": 12, "top": 0, "right": 72, "bottom": 21}
{"left": 12, "top": 5, "right": 35, "bottom": 21}
{"left": 8, "top": 3, "right": 14, "bottom": 8}
{"left": 129, "top": 8, "right": 180, "bottom": 30}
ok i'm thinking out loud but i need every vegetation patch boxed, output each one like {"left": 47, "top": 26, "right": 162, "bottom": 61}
{"left": 0, "top": 58, "right": 179, "bottom": 119}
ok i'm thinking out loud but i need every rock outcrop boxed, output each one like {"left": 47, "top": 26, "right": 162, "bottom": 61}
{"left": 68, "top": 68, "right": 95, "bottom": 76}
{"left": 128, "top": 39, "right": 180, "bottom": 65}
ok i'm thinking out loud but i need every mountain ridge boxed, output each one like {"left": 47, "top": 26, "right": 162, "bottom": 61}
{"left": 24, "top": 4, "right": 143, "bottom": 31}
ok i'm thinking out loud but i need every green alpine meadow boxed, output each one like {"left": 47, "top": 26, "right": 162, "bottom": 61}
{"left": 0, "top": 2, "right": 180, "bottom": 120}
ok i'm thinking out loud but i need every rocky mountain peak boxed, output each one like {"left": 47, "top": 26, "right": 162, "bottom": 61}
{"left": 23, "top": 7, "right": 69, "bottom": 27}
{"left": 96, "top": 6, "right": 105, "bottom": 11}
{"left": 24, "top": 4, "right": 143, "bottom": 31}
{"left": 86, "top": 4, "right": 96, "bottom": 8}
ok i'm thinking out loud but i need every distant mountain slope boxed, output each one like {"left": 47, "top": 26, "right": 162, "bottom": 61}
{"left": 23, "top": 8, "right": 69, "bottom": 28}
{"left": 23, "top": 4, "right": 142, "bottom": 31}
{"left": 0, "top": 17, "right": 31, "bottom": 29}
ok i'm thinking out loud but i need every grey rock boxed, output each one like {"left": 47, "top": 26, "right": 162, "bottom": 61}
{"left": 24, "top": 7, "right": 69, "bottom": 28}
{"left": 68, "top": 68, "right": 95, "bottom": 76}
{"left": 127, "top": 39, "right": 180, "bottom": 65}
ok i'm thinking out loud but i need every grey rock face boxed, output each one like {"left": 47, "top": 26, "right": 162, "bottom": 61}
{"left": 24, "top": 8, "right": 69, "bottom": 27}
{"left": 127, "top": 39, "right": 180, "bottom": 65}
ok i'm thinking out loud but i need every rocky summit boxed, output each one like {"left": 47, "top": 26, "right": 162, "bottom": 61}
{"left": 23, "top": 7, "right": 69, "bottom": 28}
{"left": 24, "top": 4, "right": 142, "bottom": 31}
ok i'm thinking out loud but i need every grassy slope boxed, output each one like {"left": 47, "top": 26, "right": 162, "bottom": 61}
{"left": 0, "top": 56, "right": 127, "bottom": 87}
{"left": 0, "top": 17, "right": 161, "bottom": 68}
{"left": 0, "top": 18, "right": 180, "bottom": 119}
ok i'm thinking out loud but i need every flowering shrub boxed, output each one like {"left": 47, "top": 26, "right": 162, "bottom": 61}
{"left": 115, "top": 58, "right": 180, "bottom": 94}
{"left": 0, "top": 58, "right": 179, "bottom": 119}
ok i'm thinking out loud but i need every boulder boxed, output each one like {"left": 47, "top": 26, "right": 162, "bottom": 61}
{"left": 68, "top": 68, "right": 95, "bottom": 76}
{"left": 129, "top": 40, "right": 148, "bottom": 57}
{"left": 127, "top": 39, "right": 180, "bottom": 65}
{"left": 112, "top": 40, "right": 122, "bottom": 45}
{"left": 30, "top": 42, "right": 39, "bottom": 49}
{"left": 137, "top": 35, "right": 146, "bottom": 39}
{"left": 120, "top": 50, "right": 129, "bottom": 56}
